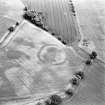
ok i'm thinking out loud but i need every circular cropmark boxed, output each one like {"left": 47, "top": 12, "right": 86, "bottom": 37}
{"left": 38, "top": 45, "right": 66, "bottom": 65}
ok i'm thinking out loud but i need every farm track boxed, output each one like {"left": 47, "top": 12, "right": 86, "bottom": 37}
{"left": 22, "top": 0, "right": 105, "bottom": 105}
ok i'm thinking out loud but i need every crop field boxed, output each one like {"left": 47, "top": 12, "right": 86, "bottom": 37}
{"left": 22, "top": 0, "right": 81, "bottom": 45}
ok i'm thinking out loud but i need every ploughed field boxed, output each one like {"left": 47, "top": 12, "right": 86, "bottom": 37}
{"left": 22, "top": 0, "right": 81, "bottom": 45}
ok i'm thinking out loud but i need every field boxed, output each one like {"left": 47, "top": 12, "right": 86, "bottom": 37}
{"left": 0, "top": 0, "right": 105, "bottom": 105}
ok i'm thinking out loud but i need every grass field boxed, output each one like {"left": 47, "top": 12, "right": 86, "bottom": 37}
{"left": 74, "top": 0, "right": 105, "bottom": 62}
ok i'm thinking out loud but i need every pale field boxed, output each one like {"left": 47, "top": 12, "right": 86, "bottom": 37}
{"left": 67, "top": 0, "right": 105, "bottom": 105}
{"left": 0, "top": 2, "right": 84, "bottom": 105}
